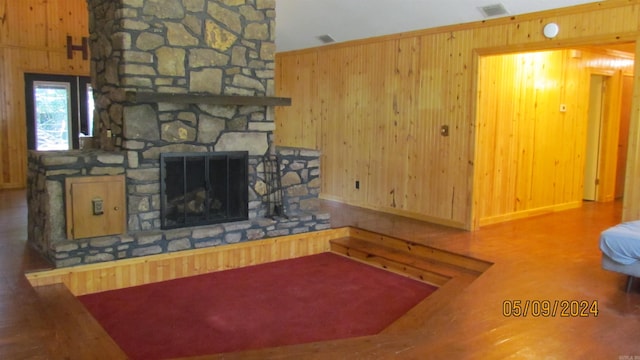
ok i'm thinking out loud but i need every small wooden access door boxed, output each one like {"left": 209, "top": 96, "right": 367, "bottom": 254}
{"left": 65, "top": 175, "right": 126, "bottom": 240}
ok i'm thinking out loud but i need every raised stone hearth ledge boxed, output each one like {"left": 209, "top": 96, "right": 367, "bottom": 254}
{"left": 52, "top": 212, "right": 330, "bottom": 268}
{"left": 27, "top": 147, "right": 329, "bottom": 268}
{"left": 125, "top": 91, "right": 292, "bottom": 107}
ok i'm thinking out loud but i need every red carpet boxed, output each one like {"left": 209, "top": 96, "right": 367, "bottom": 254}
{"left": 78, "top": 252, "right": 437, "bottom": 359}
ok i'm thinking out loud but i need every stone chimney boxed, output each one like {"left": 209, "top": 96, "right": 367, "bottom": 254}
{"left": 87, "top": 0, "right": 281, "bottom": 231}
{"left": 26, "top": 0, "right": 328, "bottom": 268}
{"left": 88, "top": 0, "right": 277, "bottom": 152}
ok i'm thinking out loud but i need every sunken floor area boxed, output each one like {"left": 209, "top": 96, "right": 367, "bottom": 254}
{"left": 2, "top": 188, "right": 640, "bottom": 358}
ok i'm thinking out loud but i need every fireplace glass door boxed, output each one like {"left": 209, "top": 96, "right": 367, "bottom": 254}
{"left": 160, "top": 152, "right": 248, "bottom": 229}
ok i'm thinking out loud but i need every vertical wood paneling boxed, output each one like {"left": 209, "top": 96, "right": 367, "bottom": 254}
{"left": 275, "top": 52, "right": 319, "bottom": 149}
{"left": 0, "top": 0, "right": 89, "bottom": 189}
{"left": 616, "top": 76, "right": 633, "bottom": 199}
{"left": 599, "top": 73, "right": 624, "bottom": 202}
{"left": 276, "top": 0, "right": 640, "bottom": 229}
{"left": 622, "top": 40, "right": 640, "bottom": 219}
{"left": 0, "top": 48, "right": 8, "bottom": 184}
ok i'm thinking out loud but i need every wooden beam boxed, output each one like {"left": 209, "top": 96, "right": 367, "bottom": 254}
{"left": 126, "top": 91, "right": 292, "bottom": 107}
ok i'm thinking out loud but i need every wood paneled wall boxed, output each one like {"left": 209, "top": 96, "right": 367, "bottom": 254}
{"left": 277, "top": 34, "right": 474, "bottom": 229}
{"left": 275, "top": 0, "right": 640, "bottom": 229}
{"left": 0, "top": 0, "right": 89, "bottom": 189}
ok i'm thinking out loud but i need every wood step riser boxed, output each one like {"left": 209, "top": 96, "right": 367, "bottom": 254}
{"left": 349, "top": 229, "right": 492, "bottom": 273}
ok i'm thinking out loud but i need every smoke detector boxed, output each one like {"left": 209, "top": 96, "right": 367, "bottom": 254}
{"left": 478, "top": 3, "right": 509, "bottom": 18}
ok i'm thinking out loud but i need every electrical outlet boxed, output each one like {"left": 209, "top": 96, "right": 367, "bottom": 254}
{"left": 355, "top": 180, "right": 360, "bottom": 189}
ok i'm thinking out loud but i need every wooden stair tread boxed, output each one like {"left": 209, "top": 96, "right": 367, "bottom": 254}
{"left": 332, "top": 243, "right": 451, "bottom": 286}
{"left": 331, "top": 237, "right": 472, "bottom": 276}
{"left": 330, "top": 237, "right": 484, "bottom": 287}
{"left": 348, "top": 228, "right": 492, "bottom": 273}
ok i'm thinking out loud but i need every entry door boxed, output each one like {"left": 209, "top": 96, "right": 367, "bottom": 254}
{"left": 25, "top": 74, "right": 93, "bottom": 151}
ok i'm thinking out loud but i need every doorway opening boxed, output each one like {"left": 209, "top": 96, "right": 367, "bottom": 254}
{"left": 25, "top": 74, "right": 93, "bottom": 151}
{"left": 474, "top": 45, "right": 634, "bottom": 227}
{"left": 584, "top": 74, "right": 607, "bottom": 201}
{"left": 583, "top": 72, "right": 633, "bottom": 203}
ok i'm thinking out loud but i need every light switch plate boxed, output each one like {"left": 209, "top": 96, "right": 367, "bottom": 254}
{"left": 92, "top": 198, "right": 104, "bottom": 215}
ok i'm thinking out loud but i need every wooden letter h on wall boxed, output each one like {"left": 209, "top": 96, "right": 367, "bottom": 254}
{"left": 66, "top": 36, "right": 88, "bottom": 60}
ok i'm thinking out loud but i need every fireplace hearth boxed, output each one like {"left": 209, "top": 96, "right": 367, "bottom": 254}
{"left": 28, "top": 147, "right": 328, "bottom": 267}
{"left": 160, "top": 152, "right": 248, "bottom": 229}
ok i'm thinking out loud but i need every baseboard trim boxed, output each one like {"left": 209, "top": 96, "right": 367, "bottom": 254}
{"left": 479, "top": 201, "right": 583, "bottom": 227}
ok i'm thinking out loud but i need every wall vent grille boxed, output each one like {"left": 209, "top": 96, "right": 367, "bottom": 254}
{"left": 317, "top": 34, "right": 336, "bottom": 44}
{"left": 479, "top": 3, "right": 509, "bottom": 18}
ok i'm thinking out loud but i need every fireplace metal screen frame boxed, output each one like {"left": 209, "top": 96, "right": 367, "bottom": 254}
{"left": 159, "top": 151, "right": 249, "bottom": 230}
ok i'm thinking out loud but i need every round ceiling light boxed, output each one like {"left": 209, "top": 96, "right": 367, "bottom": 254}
{"left": 543, "top": 23, "right": 559, "bottom": 39}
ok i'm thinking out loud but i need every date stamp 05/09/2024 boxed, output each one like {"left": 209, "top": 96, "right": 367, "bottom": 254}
{"left": 502, "top": 299, "right": 599, "bottom": 318}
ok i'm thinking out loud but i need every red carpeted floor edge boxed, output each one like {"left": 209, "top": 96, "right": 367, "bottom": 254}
{"left": 78, "top": 252, "right": 437, "bottom": 359}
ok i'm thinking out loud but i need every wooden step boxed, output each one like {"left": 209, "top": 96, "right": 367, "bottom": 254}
{"left": 332, "top": 237, "right": 459, "bottom": 287}
{"left": 348, "top": 228, "right": 492, "bottom": 274}
{"left": 332, "top": 236, "right": 474, "bottom": 278}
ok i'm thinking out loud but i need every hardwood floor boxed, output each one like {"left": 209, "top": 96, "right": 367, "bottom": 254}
{"left": 0, "top": 189, "right": 126, "bottom": 359}
{"left": 2, "top": 188, "right": 639, "bottom": 359}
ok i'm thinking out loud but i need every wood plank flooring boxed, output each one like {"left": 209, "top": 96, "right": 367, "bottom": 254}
{"left": 0, "top": 190, "right": 127, "bottom": 359}
{"left": 2, "top": 188, "right": 640, "bottom": 359}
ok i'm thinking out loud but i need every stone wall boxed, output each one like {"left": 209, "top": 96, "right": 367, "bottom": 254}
{"left": 27, "top": 147, "right": 328, "bottom": 267}
{"left": 27, "top": 150, "right": 126, "bottom": 257}
{"left": 86, "top": 0, "right": 280, "bottom": 231}
{"left": 25, "top": 0, "right": 331, "bottom": 268}
{"left": 279, "top": 147, "right": 322, "bottom": 215}
{"left": 88, "top": 0, "right": 276, "bottom": 151}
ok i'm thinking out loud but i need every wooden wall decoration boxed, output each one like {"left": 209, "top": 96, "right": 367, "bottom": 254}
{"left": 66, "top": 36, "right": 89, "bottom": 60}
{"left": 275, "top": 0, "right": 640, "bottom": 229}
{"left": 0, "top": 0, "right": 89, "bottom": 189}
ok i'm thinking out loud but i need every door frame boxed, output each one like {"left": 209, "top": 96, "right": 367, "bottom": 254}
{"left": 470, "top": 40, "right": 636, "bottom": 230}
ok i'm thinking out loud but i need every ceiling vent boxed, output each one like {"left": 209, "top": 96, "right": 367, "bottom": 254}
{"left": 317, "top": 34, "right": 336, "bottom": 44}
{"left": 478, "top": 3, "right": 509, "bottom": 18}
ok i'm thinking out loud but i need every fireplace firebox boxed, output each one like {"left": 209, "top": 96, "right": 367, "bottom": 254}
{"left": 160, "top": 152, "right": 248, "bottom": 229}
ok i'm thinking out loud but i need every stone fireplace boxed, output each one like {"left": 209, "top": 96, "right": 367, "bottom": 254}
{"left": 26, "top": 0, "right": 329, "bottom": 268}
